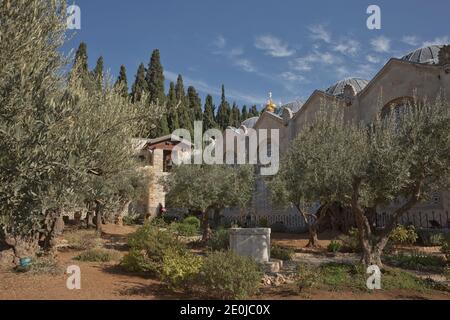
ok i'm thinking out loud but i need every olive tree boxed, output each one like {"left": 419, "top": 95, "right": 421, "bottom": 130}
{"left": 163, "top": 164, "right": 255, "bottom": 241}
{"left": 274, "top": 98, "right": 450, "bottom": 266}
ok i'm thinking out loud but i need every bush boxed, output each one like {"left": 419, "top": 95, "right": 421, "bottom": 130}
{"left": 27, "top": 256, "right": 62, "bottom": 275}
{"left": 160, "top": 247, "right": 203, "bottom": 290}
{"left": 64, "top": 230, "right": 102, "bottom": 250}
{"left": 121, "top": 224, "right": 184, "bottom": 274}
{"left": 271, "top": 245, "right": 294, "bottom": 260}
{"left": 259, "top": 218, "right": 269, "bottom": 228}
{"left": 327, "top": 240, "right": 343, "bottom": 253}
{"left": 198, "top": 251, "right": 262, "bottom": 300}
{"left": 207, "top": 228, "right": 229, "bottom": 251}
{"left": 123, "top": 213, "right": 141, "bottom": 226}
{"left": 417, "top": 229, "right": 445, "bottom": 246}
{"left": 183, "top": 216, "right": 201, "bottom": 229}
{"left": 170, "top": 217, "right": 200, "bottom": 237}
{"left": 340, "top": 227, "right": 361, "bottom": 253}
{"left": 389, "top": 225, "right": 418, "bottom": 245}
{"left": 74, "top": 249, "right": 121, "bottom": 262}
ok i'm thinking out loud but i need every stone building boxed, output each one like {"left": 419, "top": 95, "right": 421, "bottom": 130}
{"left": 223, "top": 44, "right": 450, "bottom": 230}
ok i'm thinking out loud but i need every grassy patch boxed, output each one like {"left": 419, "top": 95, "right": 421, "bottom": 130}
{"left": 15, "top": 256, "right": 62, "bottom": 275}
{"left": 74, "top": 248, "right": 121, "bottom": 262}
{"left": 271, "top": 245, "right": 294, "bottom": 261}
{"left": 64, "top": 230, "right": 102, "bottom": 250}
{"left": 296, "top": 262, "right": 444, "bottom": 293}
{"left": 383, "top": 252, "right": 446, "bottom": 273}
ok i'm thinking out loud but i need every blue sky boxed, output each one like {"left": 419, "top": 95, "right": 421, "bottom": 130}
{"left": 65, "top": 0, "right": 450, "bottom": 109}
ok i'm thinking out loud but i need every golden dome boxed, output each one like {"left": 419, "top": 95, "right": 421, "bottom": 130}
{"left": 265, "top": 92, "right": 277, "bottom": 113}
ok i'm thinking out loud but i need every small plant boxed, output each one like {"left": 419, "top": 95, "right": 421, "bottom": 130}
{"left": 296, "top": 263, "right": 320, "bottom": 292}
{"left": 207, "top": 228, "right": 230, "bottom": 251}
{"left": 389, "top": 224, "right": 418, "bottom": 245}
{"left": 123, "top": 213, "right": 141, "bottom": 226}
{"left": 170, "top": 217, "right": 200, "bottom": 237}
{"left": 259, "top": 218, "right": 269, "bottom": 228}
{"left": 271, "top": 245, "right": 294, "bottom": 260}
{"left": 198, "top": 251, "right": 262, "bottom": 300}
{"left": 417, "top": 229, "right": 444, "bottom": 246}
{"left": 160, "top": 247, "right": 203, "bottom": 290}
{"left": 27, "top": 256, "right": 62, "bottom": 275}
{"left": 64, "top": 230, "right": 102, "bottom": 250}
{"left": 327, "top": 240, "right": 343, "bottom": 253}
{"left": 182, "top": 216, "right": 201, "bottom": 229}
{"left": 120, "top": 249, "right": 156, "bottom": 273}
{"left": 74, "top": 248, "right": 121, "bottom": 262}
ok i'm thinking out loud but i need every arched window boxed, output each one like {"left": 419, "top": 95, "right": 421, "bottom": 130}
{"left": 380, "top": 97, "right": 414, "bottom": 120}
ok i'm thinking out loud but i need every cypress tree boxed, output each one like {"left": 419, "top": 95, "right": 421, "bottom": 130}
{"left": 241, "top": 105, "right": 248, "bottom": 121}
{"left": 187, "top": 86, "right": 202, "bottom": 122}
{"left": 166, "top": 82, "right": 180, "bottom": 132}
{"left": 92, "top": 56, "right": 104, "bottom": 90}
{"left": 145, "top": 49, "right": 165, "bottom": 105}
{"left": 249, "top": 105, "right": 259, "bottom": 118}
{"left": 175, "top": 75, "right": 192, "bottom": 133}
{"left": 131, "top": 63, "right": 147, "bottom": 103}
{"left": 203, "top": 94, "right": 217, "bottom": 131}
{"left": 228, "top": 102, "right": 241, "bottom": 127}
{"left": 73, "top": 42, "right": 88, "bottom": 75}
{"left": 216, "top": 85, "right": 231, "bottom": 130}
{"left": 115, "top": 65, "right": 129, "bottom": 98}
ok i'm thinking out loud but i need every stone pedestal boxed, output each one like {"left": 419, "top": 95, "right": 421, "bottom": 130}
{"left": 229, "top": 228, "right": 271, "bottom": 263}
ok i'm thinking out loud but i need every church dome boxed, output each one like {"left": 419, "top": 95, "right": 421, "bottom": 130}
{"left": 241, "top": 116, "right": 259, "bottom": 129}
{"left": 325, "top": 78, "right": 369, "bottom": 97}
{"left": 276, "top": 100, "right": 303, "bottom": 115}
{"left": 401, "top": 45, "right": 445, "bottom": 65}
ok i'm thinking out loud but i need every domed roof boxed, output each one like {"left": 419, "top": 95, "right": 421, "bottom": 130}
{"left": 241, "top": 116, "right": 259, "bottom": 129}
{"left": 401, "top": 45, "right": 445, "bottom": 65}
{"left": 325, "top": 78, "right": 369, "bottom": 97}
{"left": 276, "top": 100, "right": 304, "bottom": 115}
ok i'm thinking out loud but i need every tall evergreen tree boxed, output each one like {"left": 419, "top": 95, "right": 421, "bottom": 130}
{"left": 175, "top": 75, "right": 192, "bottom": 133}
{"left": 92, "top": 56, "right": 104, "bottom": 90}
{"left": 203, "top": 94, "right": 217, "bottom": 131}
{"left": 131, "top": 63, "right": 147, "bottom": 103}
{"left": 241, "top": 105, "right": 248, "bottom": 121}
{"left": 166, "top": 82, "right": 180, "bottom": 132}
{"left": 73, "top": 42, "right": 88, "bottom": 74}
{"left": 216, "top": 85, "right": 231, "bottom": 130}
{"left": 145, "top": 49, "right": 165, "bottom": 105}
{"left": 249, "top": 105, "right": 259, "bottom": 118}
{"left": 187, "top": 86, "right": 202, "bottom": 122}
{"left": 115, "top": 65, "right": 129, "bottom": 98}
{"left": 229, "top": 102, "right": 241, "bottom": 127}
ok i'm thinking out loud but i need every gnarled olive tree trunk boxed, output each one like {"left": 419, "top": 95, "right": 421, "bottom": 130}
{"left": 295, "top": 204, "right": 328, "bottom": 248}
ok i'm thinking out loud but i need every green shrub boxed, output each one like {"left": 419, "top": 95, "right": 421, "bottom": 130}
{"left": 389, "top": 225, "right": 418, "bottom": 245}
{"left": 440, "top": 233, "right": 450, "bottom": 260}
{"left": 183, "top": 216, "right": 201, "bottom": 229}
{"left": 327, "top": 240, "right": 343, "bottom": 253}
{"left": 259, "top": 218, "right": 269, "bottom": 228}
{"left": 340, "top": 227, "right": 361, "bottom": 253}
{"left": 27, "top": 256, "right": 62, "bottom": 275}
{"left": 198, "top": 251, "right": 262, "bottom": 300}
{"left": 74, "top": 248, "right": 121, "bottom": 262}
{"left": 383, "top": 252, "right": 446, "bottom": 272}
{"left": 149, "top": 217, "right": 168, "bottom": 228}
{"left": 160, "top": 247, "right": 203, "bottom": 290}
{"left": 417, "top": 229, "right": 444, "bottom": 246}
{"left": 271, "top": 245, "right": 294, "bottom": 260}
{"left": 122, "top": 224, "right": 184, "bottom": 274}
{"left": 123, "top": 214, "right": 141, "bottom": 226}
{"left": 207, "top": 228, "right": 229, "bottom": 251}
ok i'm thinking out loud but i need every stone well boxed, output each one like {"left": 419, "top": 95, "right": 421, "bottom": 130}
{"left": 229, "top": 228, "right": 271, "bottom": 263}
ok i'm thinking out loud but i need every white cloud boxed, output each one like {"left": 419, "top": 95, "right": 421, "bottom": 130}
{"left": 291, "top": 50, "right": 340, "bottom": 72}
{"left": 164, "top": 70, "right": 266, "bottom": 104}
{"left": 233, "top": 58, "right": 257, "bottom": 73}
{"left": 370, "top": 36, "right": 391, "bottom": 53}
{"left": 333, "top": 38, "right": 360, "bottom": 56}
{"left": 402, "top": 35, "right": 420, "bottom": 46}
{"left": 254, "top": 34, "right": 295, "bottom": 57}
{"left": 366, "top": 54, "right": 381, "bottom": 64}
{"left": 211, "top": 39, "right": 257, "bottom": 73}
{"left": 280, "top": 71, "right": 305, "bottom": 82}
{"left": 212, "top": 35, "right": 226, "bottom": 49}
{"left": 422, "top": 36, "right": 449, "bottom": 47}
{"left": 308, "top": 24, "right": 331, "bottom": 43}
